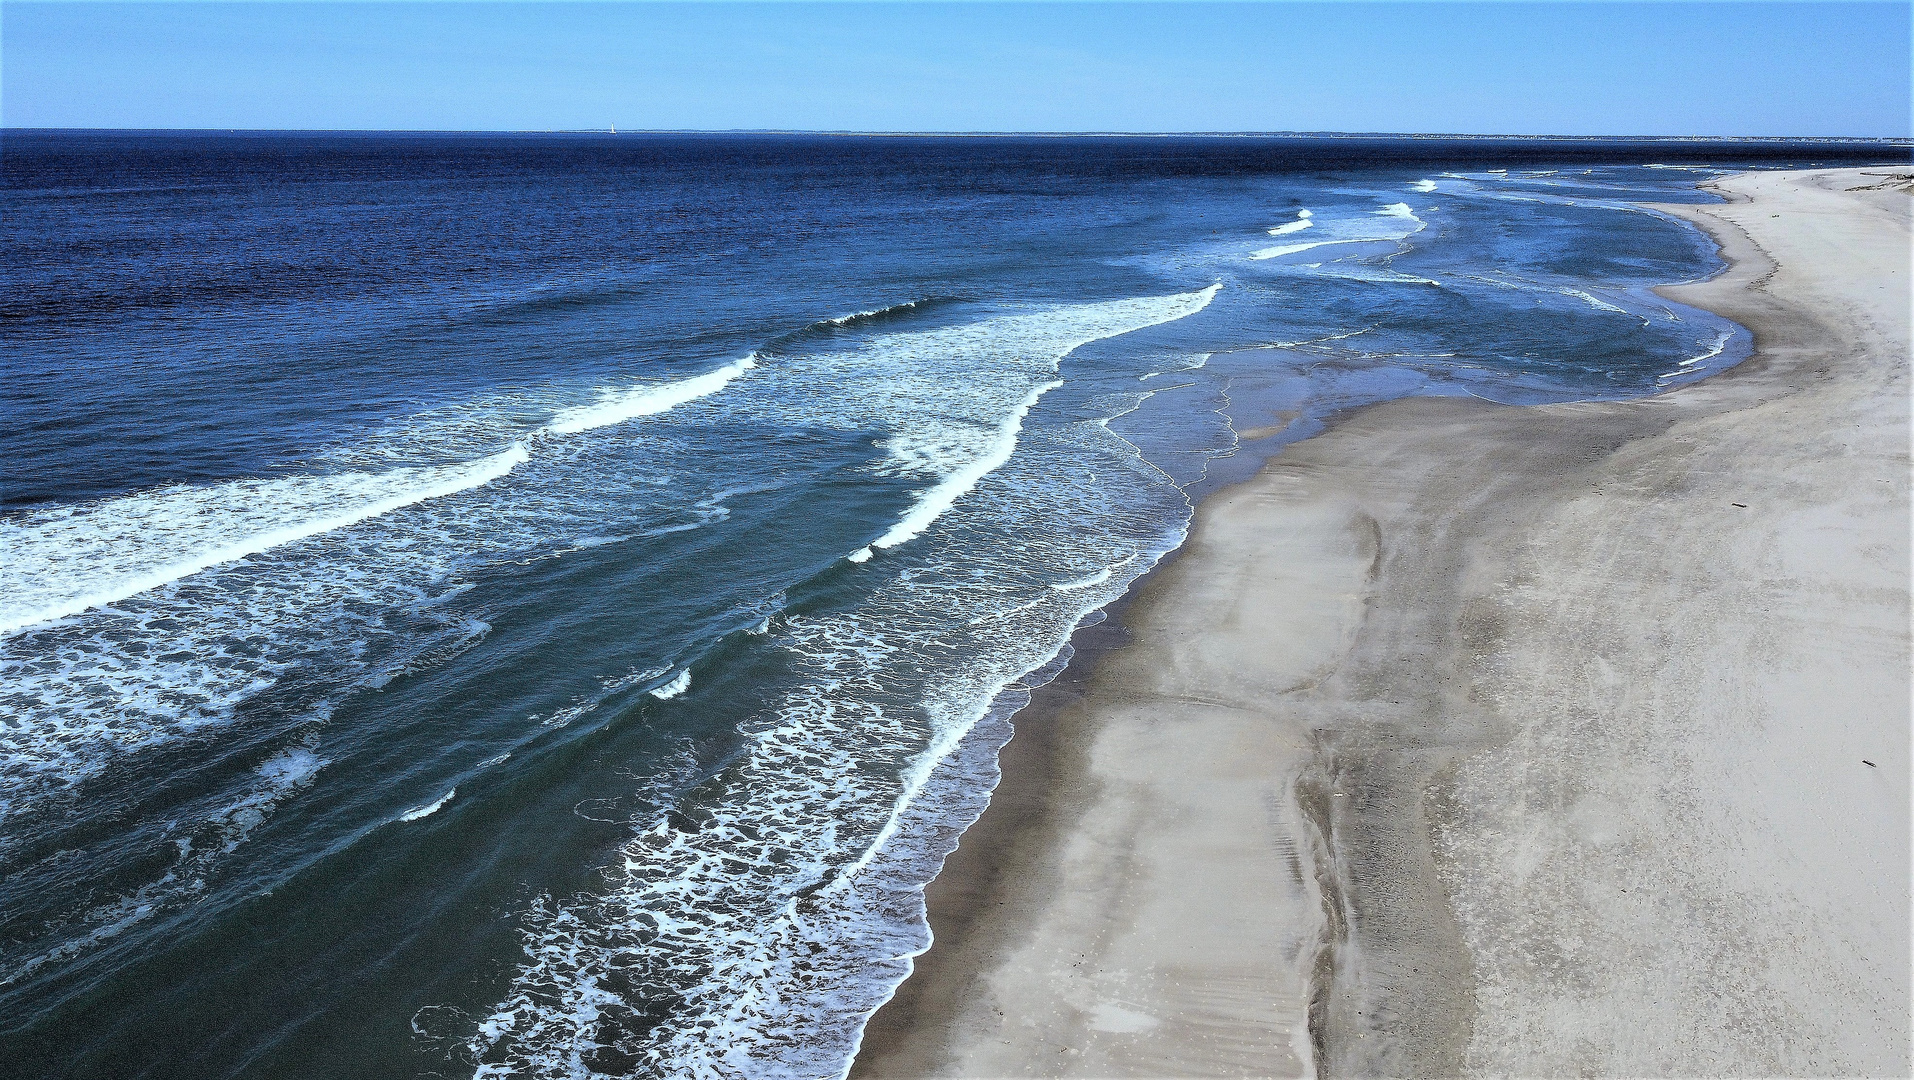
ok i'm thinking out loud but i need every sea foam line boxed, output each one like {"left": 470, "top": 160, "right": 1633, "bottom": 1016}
{"left": 1251, "top": 238, "right": 1385, "bottom": 261}
{"left": 849, "top": 379, "right": 1063, "bottom": 563}
{"left": 848, "top": 284, "right": 1219, "bottom": 564}
{"left": 1252, "top": 202, "right": 1426, "bottom": 261}
{"left": 546, "top": 355, "right": 758, "bottom": 435}
{"left": 1660, "top": 329, "right": 1736, "bottom": 381}
{"left": 398, "top": 787, "right": 457, "bottom": 822}
{"left": 1566, "top": 288, "right": 1630, "bottom": 314}
{"left": 1679, "top": 329, "right": 1734, "bottom": 367}
{"left": 1057, "top": 552, "right": 1140, "bottom": 592}
{"left": 823, "top": 299, "right": 930, "bottom": 327}
{"left": 2, "top": 350, "right": 771, "bottom": 636}
{"left": 0, "top": 444, "right": 529, "bottom": 637}
{"left": 1268, "top": 209, "right": 1313, "bottom": 236}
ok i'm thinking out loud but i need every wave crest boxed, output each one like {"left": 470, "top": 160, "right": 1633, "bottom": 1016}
{"left": 0, "top": 445, "right": 528, "bottom": 637}
{"left": 546, "top": 356, "right": 758, "bottom": 435}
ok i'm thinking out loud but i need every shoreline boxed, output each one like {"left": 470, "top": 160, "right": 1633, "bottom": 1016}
{"left": 852, "top": 167, "right": 1911, "bottom": 1076}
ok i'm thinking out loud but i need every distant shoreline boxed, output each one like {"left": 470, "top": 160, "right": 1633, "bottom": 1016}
{"left": 6, "top": 127, "right": 1912, "bottom": 145}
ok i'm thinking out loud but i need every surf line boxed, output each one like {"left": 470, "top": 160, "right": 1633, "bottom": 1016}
{"left": 544, "top": 354, "right": 758, "bottom": 435}
{"left": 2, "top": 356, "right": 766, "bottom": 638}
{"left": 848, "top": 379, "right": 1062, "bottom": 564}
{"left": 846, "top": 283, "right": 1221, "bottom": 566}
{"left": 0, "top": 445, "right": 530, "bottom": 637}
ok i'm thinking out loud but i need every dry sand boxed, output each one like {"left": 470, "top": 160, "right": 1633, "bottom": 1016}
{"left": 852, "top": 167, "right": 1912, "bottom": 1078}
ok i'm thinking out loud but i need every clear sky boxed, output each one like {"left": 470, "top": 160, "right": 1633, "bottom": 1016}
{"left": 4, "top": 2, "right": 1908, "bottom": 137}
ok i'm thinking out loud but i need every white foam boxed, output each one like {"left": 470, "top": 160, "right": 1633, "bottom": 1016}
{"left": 1566, "top": 288, "right": 1630, "bottom": 314}
{"left": 861, "top": 379, "right": 1062, "bottom": 558}
{"left": 1138, "top": 354, "right": 1207, "bottom": 382}
{"left": 1660, "top": 329, "right": 1735, "bottom": 381}
{"left": 398, "top": 787, "right": 457, "bottom": 822}
{"left": 1251, "top": 238, "right": 1383, "bottom": 260}
{"left": 1267, "top": 210, "right": 1313, "bottom": 236}
{"left": 0, "top": 444, "right": 529, "bottom": 637}
{"left": 650, "top": 669, "right": 691, "bottom": 700}
{"left": 258, "top": 746, "right": 325, "bottom": 789}
{"left": 1679, "top": 329, "right": 1734, "bottom": 367}
{"left": 1413, "top": 179, "right": 1438, "bottom": 192}
{"left": 840, "top": 285, "right": 1217, "bottom": 561}
{"left": 1053, "top": 567, "right": 1114, "bottom": 592}
{"left": 1251, "top": 239, "right": 1340, "bottom": 260}
{"left": 545, "top": 356, "right": 756, "bottom": 435}
{"left": 1251, "top": 204, "right": 1428, "bottom": 262}
{"left": 824, "top": 299, "right": 924, "bottom": 327}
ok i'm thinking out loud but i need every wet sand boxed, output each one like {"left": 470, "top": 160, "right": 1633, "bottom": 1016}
{"left": 852, "top": 167, "right": 1911, "bottom": 1077}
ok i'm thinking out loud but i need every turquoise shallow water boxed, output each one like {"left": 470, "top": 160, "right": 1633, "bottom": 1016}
{"left": 0, "top": 134, "right": 1894, "bottom": 1078}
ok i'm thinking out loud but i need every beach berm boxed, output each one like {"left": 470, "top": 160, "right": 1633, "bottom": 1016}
{"left": 853, "top": 167, "right": 1912, "bottom": 1077}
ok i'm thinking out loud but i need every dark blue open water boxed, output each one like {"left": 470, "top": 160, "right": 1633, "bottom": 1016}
{"left": 1, "top": 133, "right": 1900, "bottom": 1079}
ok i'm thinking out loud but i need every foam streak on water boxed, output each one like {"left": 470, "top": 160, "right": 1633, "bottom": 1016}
{"left": 546, "top": 356, "right": 758, "bottom": 435}
{"left": 850, "top": 378, "right": 1061, "bottom": 562}
{"left": 1267, "top": 209, "right": 1313, "bottom": 236}
{"left": 0, "top": 445, "right": 528, "bottom": 637}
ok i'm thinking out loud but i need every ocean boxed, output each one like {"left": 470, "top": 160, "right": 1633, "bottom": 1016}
{"left": 0, "top": 133, "right": 1895, "bottom": 1079}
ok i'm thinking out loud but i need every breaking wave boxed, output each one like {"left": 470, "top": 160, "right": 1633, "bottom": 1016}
{"left": 0, "top": 445, "right": 529, "bottom": 638}
{"left": 546, "top": 356, "right": 758, "bottom": 435}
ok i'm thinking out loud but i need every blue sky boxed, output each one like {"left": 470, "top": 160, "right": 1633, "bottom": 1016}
{"left": 5, "top": 2, "right": 1908, "bottom": 136}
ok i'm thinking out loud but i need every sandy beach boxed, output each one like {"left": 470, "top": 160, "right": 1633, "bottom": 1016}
{"left": 853, "top": 167, "right": 1912, "bottom": 1078}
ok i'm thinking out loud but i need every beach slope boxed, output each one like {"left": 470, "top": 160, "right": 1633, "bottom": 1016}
{"left": 853, "top": 167, "right": 1911, "bottom": 1077}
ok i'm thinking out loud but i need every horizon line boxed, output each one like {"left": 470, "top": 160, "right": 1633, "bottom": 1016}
{"left": 8, "top": 127, "right": 1912, "bottom": 143}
